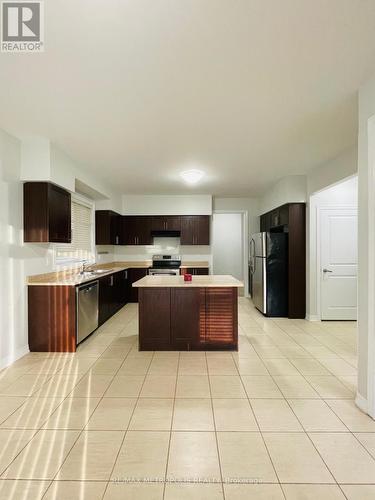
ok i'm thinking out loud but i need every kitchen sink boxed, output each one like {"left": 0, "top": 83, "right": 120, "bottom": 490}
{"left": 79, "top": 269, "right": 114, "bottom": 279}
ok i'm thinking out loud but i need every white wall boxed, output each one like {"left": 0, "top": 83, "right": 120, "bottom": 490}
{"left": 213, "top": 197, "right": 259, "bottom": 237}
{"left": 307, "top": 176, "right": 358, "bottom": 320}
{"left": 21, "top": 136, "right": 51, "bottom": 181}
{"left": 20, "top": 137, "right": 122, "bottom": 213}
{"left": 258, "top": 175, "right": 307, "bottom": 215}
{"left": 0, "top": 130, "right": 55, "bottom": 368}
{"left": 0, "top": 130, "right": 120, "bottom": 369}
{"left": 307, "top": 146, "right": 358, "bottom": 196}
{"left": 122, "top": 195, "right": 212, "bottom": 215}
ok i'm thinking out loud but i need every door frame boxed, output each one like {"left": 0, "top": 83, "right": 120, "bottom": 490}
{"left": 357, "top": 114, "right": 375, "bottom": 418}
{"left": 316, "top": 204, "right": 358, "bottom": 321}
{"left": 212, "top": 210, "right": 249, "bottom": 297}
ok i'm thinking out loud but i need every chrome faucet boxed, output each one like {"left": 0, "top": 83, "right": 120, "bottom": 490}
{"left": 80, "top": 260, "right": 94, "bottom": 275}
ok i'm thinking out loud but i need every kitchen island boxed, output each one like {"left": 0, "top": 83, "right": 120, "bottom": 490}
{"left": 133, "top": 275, "right": 243, "bottom": 351}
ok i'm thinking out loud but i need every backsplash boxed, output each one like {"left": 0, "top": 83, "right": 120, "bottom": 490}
{"left": 97, "top": 237, "right": 212, "bottom": 265}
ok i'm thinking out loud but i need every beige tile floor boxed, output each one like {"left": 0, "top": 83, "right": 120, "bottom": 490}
{"left": 0, "top": 298, "right": 373, "bottom": 499}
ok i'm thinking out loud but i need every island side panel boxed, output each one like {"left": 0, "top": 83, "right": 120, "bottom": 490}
{"left": 28, "top": 285, "right": 77, "bottom": 352}
{"left": 138, "top": 287, "right": 171, "bottom": 350}
{"left": 204, "top": 287, "right": 238, "bottom": 350}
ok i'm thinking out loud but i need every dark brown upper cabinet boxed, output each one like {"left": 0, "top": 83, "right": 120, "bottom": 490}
{"left": 95, "top": 213, "right": 210, "bottom": 246}
{"left": 95, "top": 210, "right": 121, "bottom": 245}
{"left": 260, "top": 204, "right": 291, "bottom": 232}
{"left": 180, "top": 215, "right": 210, "bottom": 245}
{"left": 24, "top": 182, "right": 71, "bottom": 243}
{"left": 151, "top": 216, "right": 181, "bottom": 232}
{"left": 121, "top": 216, "right": 153, "bottom": 245}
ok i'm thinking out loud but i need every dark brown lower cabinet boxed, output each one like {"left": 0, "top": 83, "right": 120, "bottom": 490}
{"left": 138, "top": 287, "right": 238, "bottom": 351}
{"left": 29, "top": 270, "right": 132, "bottom": 352}
{"left": 99, "top": 270, "right": 130, "bottom": 325}
{"left": 180, "top": 267, "right": 209, "bottom": 276}
{"left": 171, "top": 288, "right": 204, "bottom": 350}
{"left": 28, "top": 286, "right": 76, "bottom": 352}
{"left": 98, "top": 275, "right": 113, "bottom": 326}
{"left": 138, "top": 288, "right": 171, "bottom": 350}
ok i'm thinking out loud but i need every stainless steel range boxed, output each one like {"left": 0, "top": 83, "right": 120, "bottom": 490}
{"left": 148, "top": 254, "right": 181, "bottom": 276}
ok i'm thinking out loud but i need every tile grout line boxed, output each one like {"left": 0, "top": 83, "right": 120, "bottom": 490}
{"left": 269, "top": 317, "right": 363, "bottom": 498}
{"left": 1, "top": 308, "right": 136, "bottom": 484}
{"left": 38, "top": 319, "right": 139, "bottom": 498}
{"left": 162, "top": 351, "right": 180, "bottom": 500}
{"left": 234, "top": 349, "right": 287, "bottom": 500}
{"left": 241, "top": 304, "right": 355, "bottom": 495}
{"left": 0, "top": 360, "right": 95, "bottom": 480}
{"left": 0, "top": 301, "right": 366, "bottom": 497}
{"left": 280, "top": 392, "right": 345, "bottom": 493}
{"left": 322, "top": 400, "right": 375, "bottom": 463}
{"left": 206, "top": 351, "right": 225, "bottom": 500}
{"left": 276, "top": 318, "right": 358, "bottom": 371}
{"left": 101, "top": 343, "right": 157, "bottom": 500}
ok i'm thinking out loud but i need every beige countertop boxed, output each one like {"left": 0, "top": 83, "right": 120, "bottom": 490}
{"left": 132, "top": 275, "right": 243, "bottom": 288}
{"left": 27, "top": 260, "right": 210, "bottom": 286}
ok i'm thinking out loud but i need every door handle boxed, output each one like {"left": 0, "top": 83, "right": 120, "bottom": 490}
{"left": 323, "top": 269, "right": 333, "bottom": 273}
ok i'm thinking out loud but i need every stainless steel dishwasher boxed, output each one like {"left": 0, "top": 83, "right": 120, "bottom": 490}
{"left": 76, "top": 281, "right": 99, "bottom": 344}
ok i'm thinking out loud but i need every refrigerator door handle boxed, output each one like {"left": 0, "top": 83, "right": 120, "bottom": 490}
{"left": 249, "top": 238, "right": 256, "bottom": 274}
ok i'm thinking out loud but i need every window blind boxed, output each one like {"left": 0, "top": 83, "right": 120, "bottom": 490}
{"left": 55, "top": 200, "right": 94, "bottom": 264}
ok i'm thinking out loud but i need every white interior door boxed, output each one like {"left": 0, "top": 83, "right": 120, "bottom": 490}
{"left": 212, "top": 213, "right": 243, "bottom": 281}
{"left": 320, "top": 207, "right": 358, "bottom": 320}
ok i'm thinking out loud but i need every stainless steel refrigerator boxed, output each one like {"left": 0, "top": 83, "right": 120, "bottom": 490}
{"left": 249, "top": 232, "right": 288, "bottom": 317}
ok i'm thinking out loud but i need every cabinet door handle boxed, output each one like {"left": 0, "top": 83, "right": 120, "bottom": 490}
{"left": 110, "top": 276, "right": 114, "bottom": 286}
{"left": 115, "top": 236, "right": 119, "bottom": 245}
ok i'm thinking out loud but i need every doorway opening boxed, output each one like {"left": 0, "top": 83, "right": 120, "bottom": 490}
{"left": 212, "top": 212, "right": 248, "bottom": 296}
{"left": 309, "top": 175, "right": 358, "bottom": 321}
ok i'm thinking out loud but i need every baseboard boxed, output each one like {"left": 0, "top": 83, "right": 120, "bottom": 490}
{"left": 355, "top": 393, "right": 370, "bottom": 415}
{"left": 0, "top": 344, "right": 29, "bottom": 370}
{"left": 306, "top": 314, "right": 320, "bottom": 322}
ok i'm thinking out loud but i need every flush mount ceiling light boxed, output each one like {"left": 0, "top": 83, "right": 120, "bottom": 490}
{"left": 180, "top": 169, "right": 205, "bottom": 185}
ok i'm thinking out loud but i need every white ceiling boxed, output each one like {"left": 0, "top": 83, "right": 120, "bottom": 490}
{"left": 1, "top": 0, "right": 375, "bottom": 196}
